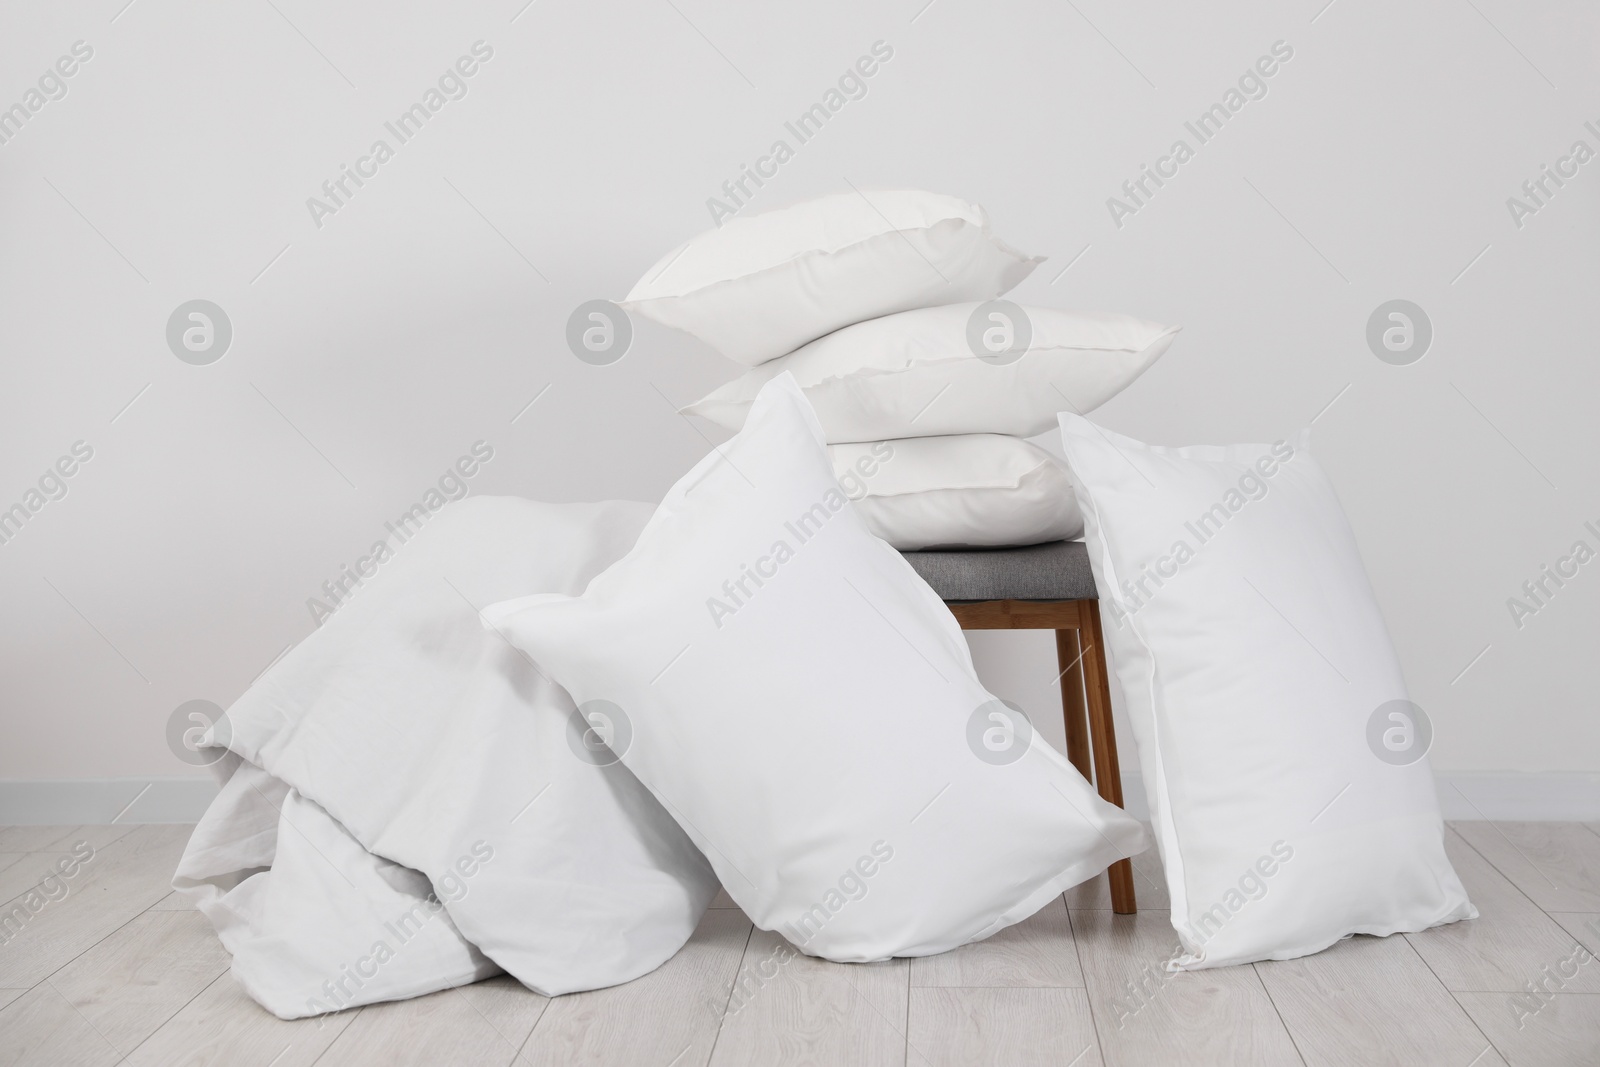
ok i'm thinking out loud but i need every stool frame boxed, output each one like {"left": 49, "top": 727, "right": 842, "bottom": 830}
{"left": 946, "top": 597, "right": 1137, "bottom": 914}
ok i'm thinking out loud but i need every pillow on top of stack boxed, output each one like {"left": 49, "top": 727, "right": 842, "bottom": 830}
{"left": 624, "top": 189, "right": 1178, "bottom": 550}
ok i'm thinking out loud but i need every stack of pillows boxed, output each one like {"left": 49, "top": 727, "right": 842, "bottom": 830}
{"left": 624, "top": 189, "right": 1180, "bottom": 549}
{"left": 593, "top": 188, "right": 1473, "bottom": 971}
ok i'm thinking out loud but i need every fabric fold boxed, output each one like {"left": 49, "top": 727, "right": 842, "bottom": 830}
{"left": 173, "top": 497, "right": 720, "bottom": 1018}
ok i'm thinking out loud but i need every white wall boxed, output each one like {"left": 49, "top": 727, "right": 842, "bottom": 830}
{"left": 2, "top": 1, "right": 1596, "bottom": 800}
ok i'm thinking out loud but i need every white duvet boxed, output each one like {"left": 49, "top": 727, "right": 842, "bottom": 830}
{"left": 173, "top": 497, "right": 720, "bottom": 1019}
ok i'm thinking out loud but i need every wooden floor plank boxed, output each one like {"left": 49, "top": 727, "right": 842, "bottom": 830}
{"left": 1070, "top": 909, "right": 1301, "bottom": 1066}
{"left": 314, "top": 980, "right": 543, "bottom": 1067}
{"left": 123, "top": 973, "right": 355, "bottom": 1067}
{"left": 519, "top": 908, "right": 751, "bottom": 1067}
{"left": 1453, "top": 823, "right": 1600, "bottom": 912}
{"left": 145, "top": 891, "right": 197, "bottom": 912}
{"left": 1455, "top": 992, "right": 1600, "bottom": 1067}
{"left": 1404, "top": 829, "right": 1600, "bottom": 992}
{"left": 1255, "top": 933, "right": 1506, "bottom": 1066}
{"left": 910, "top": 897, "right": 1082, "bottom": 988}
{"left": 41, "top": 827, "right": 140, "bottom": 853}
{"left": 0, "top": 828, "right": 84, "bottom": 853}
{"left": 908, "top": 988, "right": 1102, "bottom": 1067}
{"left": 0, "top": 989, "right": 27, "bottom": 1011}
{"left": 0, "top": 825, "right": 192, "bottom": 989}
{"left": 0, "top": 982, "right": 124, "bottom": 1067}
{"left": 0, "top": 854, "right": 78, "bottom": 906}
{"left": 456, "top": 975, "right": 550, "bottom": 1050}
{"left": 49, "top": 911, "right": 231, "bottom": 1052}
{"left": 1547, "top": 913, "right": 1600, "bottom": 958}
{"left": 708, "top": 928, "right": 910, "bottom": 1067}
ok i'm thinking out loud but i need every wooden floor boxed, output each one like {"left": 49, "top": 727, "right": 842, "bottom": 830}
{"left": 1, "top": 822, "right": 1598, "bottom": 1066}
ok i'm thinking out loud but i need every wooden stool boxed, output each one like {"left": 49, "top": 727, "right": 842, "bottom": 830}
{"left": 900, "top": 541, "right": 1137, "bottom": 914}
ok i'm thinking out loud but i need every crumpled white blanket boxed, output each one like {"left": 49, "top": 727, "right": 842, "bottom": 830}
{"left": 173, "top": 497, "right": 720, "bottom": 1019}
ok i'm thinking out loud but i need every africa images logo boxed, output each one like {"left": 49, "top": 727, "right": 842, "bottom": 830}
{"left": 305, "top": 42, "right": 494, "bottom": 229}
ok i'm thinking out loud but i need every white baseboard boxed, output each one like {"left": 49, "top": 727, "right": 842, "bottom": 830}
{"left": 0, "top": 777, "right": 221, "bottom": 825}
{"left": 1433, "top": 772, "right": 1600, "bottom": 821}
{"left": 1, "top": 772, "right": 1596, "bottom": 825}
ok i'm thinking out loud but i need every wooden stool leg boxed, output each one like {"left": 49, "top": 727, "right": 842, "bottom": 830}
{"left": 1079, "top": 601, "right": 1137, "bottom": 914}
{"left": 1055, "top": 628, "right": 1092, "bottom": 783}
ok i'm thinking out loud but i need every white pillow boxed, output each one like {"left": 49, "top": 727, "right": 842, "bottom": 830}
{"left": 1057, "top": 414, "right": 1474, "bottom": 969}
{"left": 179, "top": 497, "right": 720, "bottom": 1011}
{"left": 683, "top": 303, "right": 1178, "bottom": 441}
{"left": 622, "top": 190, "right": 1041, "bottom": 366}
{"left": 483, "top": 376, "right": 1146, "bottom": 962}
{"left": 176, "top": 761, "right": 502, "bottom": 1018}
{"left": 829, "top": 434, "right": 1082, "bottom": 550}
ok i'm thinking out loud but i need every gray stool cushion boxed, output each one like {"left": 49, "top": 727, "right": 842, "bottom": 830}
{"left": 899, "top": 540, "right": 1098, "bottom": 602}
